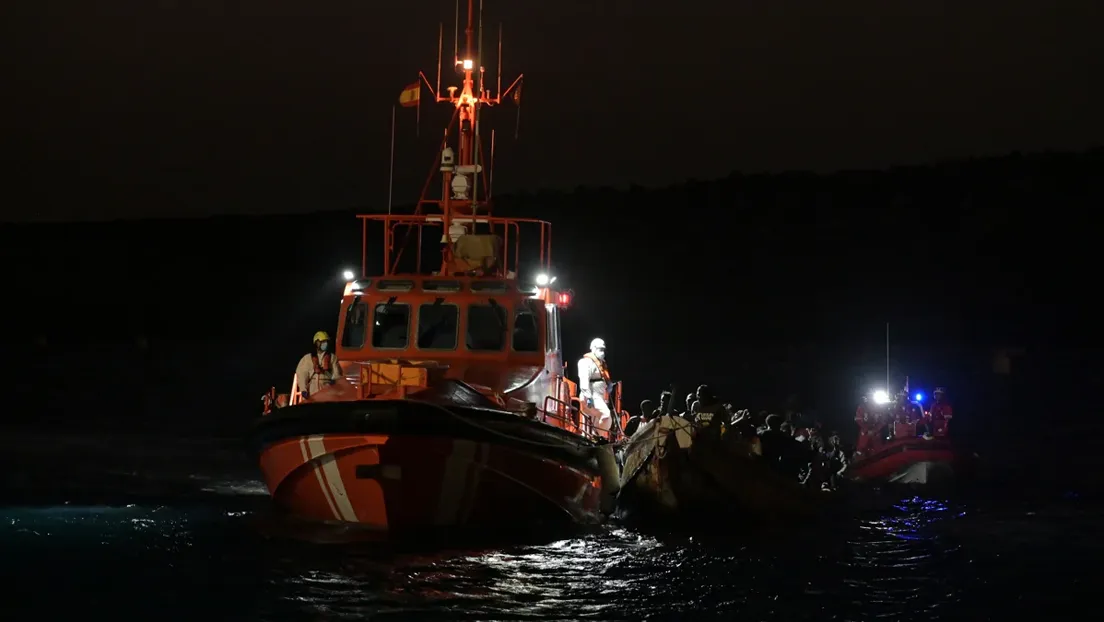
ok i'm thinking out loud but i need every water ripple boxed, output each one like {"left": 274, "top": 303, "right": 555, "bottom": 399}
{"left": 3, "top": 431, "right": 1102, "bottom": 620}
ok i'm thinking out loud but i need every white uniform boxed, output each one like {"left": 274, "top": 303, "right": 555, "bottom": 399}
{"left": 295, "top": 352, "right": 343, "bottom": 396}
{"left": 577, "top": 354, "right": 612, "bottom": 436}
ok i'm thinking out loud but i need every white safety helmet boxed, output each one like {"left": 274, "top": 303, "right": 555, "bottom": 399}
{"left": 589, "top": 338, "right": 606, "bottom": 359}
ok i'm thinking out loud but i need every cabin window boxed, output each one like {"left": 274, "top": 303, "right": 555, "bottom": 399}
{"left": 466, "top": 303, "right": 507, "bottom": 351}
{"left": 417, "top": 303, "right": 459, "bottom": 350}
{"left": 512, "top": 304, "right": 540, "bottom": 352}
{"left": 423, "top": 279, "right": 462, "bottom": 292}
{"left": 341, "top": 300, "right": 368, "bottom": 348}
{"left": 471, "top": 281, "right": 509, "bottom": 293}
{"left": 371, "top": 303, "right": 410, "bottom": 349}
{"left": 377, "top": 279, "right": 415, "bottom": 292}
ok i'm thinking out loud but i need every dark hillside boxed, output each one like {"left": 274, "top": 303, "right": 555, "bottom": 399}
{"left": 3, "top": 148, "right": 1100, "bottom": 434}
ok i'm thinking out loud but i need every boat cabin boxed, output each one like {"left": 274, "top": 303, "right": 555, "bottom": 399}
{"left": 336, "top": 276, "right": 560, "bottom": 367}
{"left": 331, "top": 213, "right": 592, "bottom": 428}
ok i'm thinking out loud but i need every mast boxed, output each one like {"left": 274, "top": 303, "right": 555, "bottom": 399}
{"left": 385, "top": 0, "right": 523, "bottom": 277}
{"left": 418, "top": 0, "right": 523, "bottom": 274}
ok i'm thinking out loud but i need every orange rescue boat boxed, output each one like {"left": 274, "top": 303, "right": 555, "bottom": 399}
{"left": 844, "top": 389, "right": 973, "bottom": 485}
{"left": 253, "top": 0, "right": 628, "bottom": 534}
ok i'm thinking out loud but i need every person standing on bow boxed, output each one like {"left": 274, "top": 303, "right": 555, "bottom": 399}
{"left": 295, "top": 331, "right": 343, "bottom": 400}
{"left": 928, "top": 386, "right": 953, "bottom": 437}
{"left": 577, "top": 337, "right": 613, "bottom": 439}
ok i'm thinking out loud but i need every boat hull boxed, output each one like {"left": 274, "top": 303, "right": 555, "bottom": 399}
{"left": 254, "top": 400, "right": 603, "bottom": 533}
{"left": 843, "top": 437, "right": 969, "bottom": 485}
{"left": 617, "top": 417, "right": 824, "bottom": 525}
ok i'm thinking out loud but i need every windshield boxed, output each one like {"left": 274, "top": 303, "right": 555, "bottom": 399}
{"left": 466, "top": 303, "right": 506, "bottom": 351}
{"left": 341, "top": 300, "right": 367, "bottom": 348}
{"left": 371, "top": 303, "right": 410, "bottom": 349}
{"left": 417, "top": 303, "right": 459, "bottom": 350}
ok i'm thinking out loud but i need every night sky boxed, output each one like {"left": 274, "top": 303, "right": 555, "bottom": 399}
{"left": 3, "top": 0, "right": 1101, "bottom": 222}
{"left": 3, "top": 1, "right": 1102, "bottom": 437}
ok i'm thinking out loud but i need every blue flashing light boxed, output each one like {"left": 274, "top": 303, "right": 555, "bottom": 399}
{"left": 914, "top": 392, "right": 925, "bottom": 402}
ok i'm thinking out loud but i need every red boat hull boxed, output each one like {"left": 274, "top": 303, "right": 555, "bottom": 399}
{"left": 844, "top": 437, "right": 966, "bottom": 484}
{"left": 254, "top": 401, "right": 603, "bottom": 533}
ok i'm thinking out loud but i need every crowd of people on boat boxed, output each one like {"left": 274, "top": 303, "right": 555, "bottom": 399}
{"left": 572, "top": 335, "right": 961, "bottom": 490}
{"left": 621, "top": 386, "right": 852, "bottom": 490}
{"left": 613, "top": 379, "right": 957, "bottom": 490}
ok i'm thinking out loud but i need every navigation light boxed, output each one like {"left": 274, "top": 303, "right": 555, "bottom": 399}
{"left": 342, "top": 269, "right": 355, "bottom": 281}
{"left": 872, "top": 390, "right": 890, "bottom": 405}
{"left": 914, "top": 392, "right": 925, "bottom": 402}
{"left": 535, "top": 274, "right": 557, "bottom": 286}
{"left": 462, "top": 59, "right": 474, "bottom": 71}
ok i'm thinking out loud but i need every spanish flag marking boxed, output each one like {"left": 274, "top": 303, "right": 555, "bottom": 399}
{"left": 398, "top": 81, "right": 420, "bottom": 107}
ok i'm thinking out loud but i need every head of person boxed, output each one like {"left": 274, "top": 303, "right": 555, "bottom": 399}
{"left": 589, "top": 337, "right": 606, "bottom": 361}
{"left": 658, "top": 390, "right": 672, "bottom": 413}
{"left": 313, "top": 331, "right": 331, "bottom": 353}
{"left": 695, "top": 384, "right": 715, "bottom": 405}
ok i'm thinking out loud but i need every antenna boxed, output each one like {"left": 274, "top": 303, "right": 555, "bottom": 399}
{"left": 489, "top": 128, "right": 496, "bottom": 199}
{"left": 436, "top": 22, "right": 443, "bottom": 102}
{"left": 470, "top": 0, "right": 484, "bottom": 213}
{"left": 496, "top": 23, "right": 502, "bottom": 99}
{"left": 477, "top": 0, "right": 485, "bottom": 96}
{"left": 464, "top": 0, "right": 473, "bottom": 61}
{"left": 453, "top": 0, "right": 459, "bottom": 64}
{"left": 885, "top": 322, "right": 890, "bottom": 392}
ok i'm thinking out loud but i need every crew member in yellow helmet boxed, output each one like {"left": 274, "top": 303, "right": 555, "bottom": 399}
{"left": 295, "top": 331, "right": 343, "bottom": 400}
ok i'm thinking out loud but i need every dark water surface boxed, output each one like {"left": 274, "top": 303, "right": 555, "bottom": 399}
{"left": 2, "top": 429, "right": 1099, "bottom": 621}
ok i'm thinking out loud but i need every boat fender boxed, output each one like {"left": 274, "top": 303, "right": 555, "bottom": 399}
{"left": 594, "top": 444, "right": 621, "bottom": 514}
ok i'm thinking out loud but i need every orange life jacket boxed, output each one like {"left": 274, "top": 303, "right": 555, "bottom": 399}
{"left": 311, "top": 352, "right": 333, "bottom": 376}
{"left": 584, "top": 352, "right": 611, "bottom": 383}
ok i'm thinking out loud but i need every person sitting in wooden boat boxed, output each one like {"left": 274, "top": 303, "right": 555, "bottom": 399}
{"left": 830, "top": 433, "right": 843, "bottom": 486}
{"left": 577, "top": 337, "right": 613, "bottom": 439}
{"left": 674, "top": 392, "right": 696, "bottom": 420}
{"left": 656, "top": 390, "right": 674, "bottom": 418}
{"left": 294, "top": 331, "right": 343, "bottom": 400}
{"left": 624, "top": 399, "right": 655, "bottom": 437}
{"left": 759, "top": 414, "right": 802, "bottom": 477}
{"left": 724, "top": 409, "right": 762, "bottom": 456}
{"left": 802, "top": 435, "right": 830, "bottom": 488}
{"left": 690, "top": 384, "right": 726, "bottom": 440}
{"left": 803, "top": 432, "right": 849, "bottom": 490}
{"left": 927, "top": 387, "right": 953, "bottom": 437}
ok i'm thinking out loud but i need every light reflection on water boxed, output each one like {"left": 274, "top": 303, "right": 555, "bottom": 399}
{"left": 3, "top": 491, "right": 1094, "bottom": 620}
{"left": 2, "top": 431, "right": 1102, "bottom": 620}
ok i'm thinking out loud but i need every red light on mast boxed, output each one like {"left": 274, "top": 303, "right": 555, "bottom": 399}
{"left": 557, "top": 291, "right": 573, "bottom": 307}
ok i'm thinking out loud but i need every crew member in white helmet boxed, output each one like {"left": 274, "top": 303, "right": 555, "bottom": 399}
{"left": 577, "top": 338, "right": 613, "bottom": 438}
